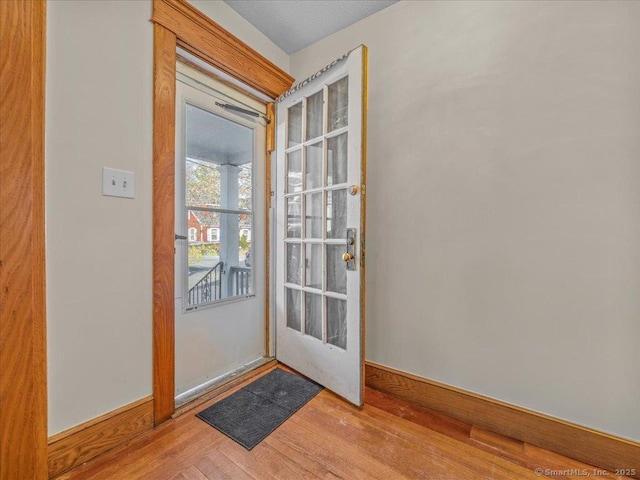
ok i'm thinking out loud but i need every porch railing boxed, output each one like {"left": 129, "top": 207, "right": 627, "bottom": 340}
{"left": 188, "top": 261, "right": 223, "bottom": 306}
{"left": 229, "top": 266, "right": 251, "bottom": 296}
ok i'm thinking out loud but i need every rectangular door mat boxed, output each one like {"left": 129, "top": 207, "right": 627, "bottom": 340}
{"left": 196, "top": 368, "right": 323, "bottom": 450}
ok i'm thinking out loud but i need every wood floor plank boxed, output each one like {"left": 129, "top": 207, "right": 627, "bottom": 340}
{"left": 196, "top": 450, "right": 255, "bottom": 480}
{"left": 286, "top": 411, "right": 416, "bottom": 479}
{"left": 115, "top": 426, "right": 224, "bottom": 480}
{"left": 217, "top": 440, "right": 321, "bottom": 480}
{"left": 267, "top": 403, "right": 383, "bottom": 479}
{"left": 305, "top": 390, "right": 539, "bottom": 479}
{"left": 178, "top": 465, "right": 209, "bottom": 480}
{"left": 262, "top": 435, "right": 344, "bottom": 480}
{"left": 55, "top": 365, "right": 630, "bottom": 480}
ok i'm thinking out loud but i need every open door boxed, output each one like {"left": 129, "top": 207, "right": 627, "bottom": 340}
{"left": 275, "top": 46, "right": 367, "bottom": 406}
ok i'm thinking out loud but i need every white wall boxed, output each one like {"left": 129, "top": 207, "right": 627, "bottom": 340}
{"left": 291, "top": 0, "right": 640, "bottom": 442}
{"left": 46, "top": 0, "right": 288, "bottom": 436}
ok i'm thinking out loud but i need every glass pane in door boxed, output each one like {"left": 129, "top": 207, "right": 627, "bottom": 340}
{"left": 327, "top": 189, "right": 347, "bottom": 239}
{"left": 287, "top": 196, "right": 301, "bottom": 238}
{"left": 305, "top": 243, "right": 322, "bottom": 289}
{"left": 286, "top": 243, "right": 301, "bottom": 284}
{"left": 326, "top": 245, "right": 347, "bottom": 295}
{"left": 286, "top": 288, "right": 301, "bottom": 331}
{"left": 306, "top": 91, "right": 323, "bottom": 140}
{"left": 327, "top": 133, "right": 348, "bottom": 186}
{"left": 328, "top": 76, "right": 348, "bottom": 132}
{"left": 287, "top": 150, "right": 302, "bottom": 193}
{"left": 305, "top": 293, "right": 323, "bottom": 341}
{"left": 305, "top": 193, "right": 323, "bottom": 238}
{"left": 305, "top": 142, "right": 323, "bottom": 190}
{"left": 288, "top": 102, "right": 302, "bottom": 148}
{"left": 326, "top": 297, "right": 347, "bottom": 349}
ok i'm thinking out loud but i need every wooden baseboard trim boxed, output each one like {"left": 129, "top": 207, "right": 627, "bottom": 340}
{"left": 365, "top": 362, "right": 640, "bottom": 477}
{"left": 47, "top": 396, "right": 153, "bottom": 478}
{"left": 173, "top": 358, "right": 278, "bottom": 418}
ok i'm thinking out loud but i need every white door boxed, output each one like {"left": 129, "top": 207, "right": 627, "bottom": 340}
{"left": 174, "top": 61, "right": 267, "bottom": 404}
{"left": 275, "top": 46, "right": 367, "bottom": 405}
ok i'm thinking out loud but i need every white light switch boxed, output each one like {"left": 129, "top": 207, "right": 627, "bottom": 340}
{"left": 102, "top": 167, "right": 135, "bottom": 199}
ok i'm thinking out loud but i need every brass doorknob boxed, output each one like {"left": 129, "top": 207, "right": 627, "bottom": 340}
{"left": 342, "top": 252, "right": 354, "bottom": 262}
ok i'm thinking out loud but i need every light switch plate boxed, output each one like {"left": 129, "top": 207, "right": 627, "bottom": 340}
{"left": 102, "top": 167, "right": 135, "bottom": 199}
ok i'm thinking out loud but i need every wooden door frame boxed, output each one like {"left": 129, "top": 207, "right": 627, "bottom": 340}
{"left": 0, "top": 1, "right": 48, "bottom": 478}
{"left": 151, "top": 0, "right": 294, "bottom": 425}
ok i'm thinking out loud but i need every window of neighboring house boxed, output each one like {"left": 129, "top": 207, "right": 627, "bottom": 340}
{"left": 239, "top": 229, "right": 251, "bottom": 242}
{"left": 208, "top": 227, "right": 220, "bottom": 242}
{"left": 188, "top": 228, "right": 197, "bottom": 242}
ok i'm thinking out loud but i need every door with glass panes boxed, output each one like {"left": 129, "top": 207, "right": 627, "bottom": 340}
{"left": 275, "top": 46, "right": 367, "bottom": 405}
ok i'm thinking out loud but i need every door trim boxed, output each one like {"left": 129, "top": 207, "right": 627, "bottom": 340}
{"left": 152, "top": 0, "right": 293, "bottom": 99}
{"left": 151, "top": 0, "right": 293, "bottom": 425}
{"left": 0, "top": 1, "right": 48, "bottom": 478}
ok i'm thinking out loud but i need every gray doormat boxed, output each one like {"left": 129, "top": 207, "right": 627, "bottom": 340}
{"left": 196, "top": 368, "right": 323, "bottom": 450}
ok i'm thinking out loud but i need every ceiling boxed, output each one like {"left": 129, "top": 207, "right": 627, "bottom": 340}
{"left": 223, "top": 0, "right": 398, "bottom": 54}
{"left": 186, "top": 104, "right": 253, "bottom": 165}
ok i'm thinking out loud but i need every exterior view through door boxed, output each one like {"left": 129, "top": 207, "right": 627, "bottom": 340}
{"left": 275, "top": 46, "right": 368, "bottom": 406}
{"left": 174, "top": 60, "right": 268, "bottom": 406}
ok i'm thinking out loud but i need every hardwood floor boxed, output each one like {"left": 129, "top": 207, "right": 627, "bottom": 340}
{"left": 56, "top": 366, "right": 628, "bottom": 480}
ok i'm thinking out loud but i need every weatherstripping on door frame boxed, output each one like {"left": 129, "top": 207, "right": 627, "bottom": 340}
{"left": 151, "top": 0, "right": 294, "bottom": 425}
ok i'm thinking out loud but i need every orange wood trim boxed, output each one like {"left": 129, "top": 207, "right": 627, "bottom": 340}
{"left": 152, "top": 23, "right": 177, "bottom": 426}
{"left": 266, "top": 103, "right": 276, "bottom": 154}
{"left": 359, "top": 47, "right": 368, "bottom": 405}
{"left": 365, "top": 361, "right": 640, "bottom": 477}
{"left": 0, "top": 1, "right": 48, "bottom": 479}
{"left": 265, "top": 102, "right": 275, "bottom": 355}
{"left": 152, "top": 0, "right": 293, "bottom": 99}
{"left": 47, "top": 397, "right": 153, "bottom": 478}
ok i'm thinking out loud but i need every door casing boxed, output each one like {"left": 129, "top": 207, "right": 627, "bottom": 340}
{"left": 151, "top": 0, "right": 293, "bottom": 425}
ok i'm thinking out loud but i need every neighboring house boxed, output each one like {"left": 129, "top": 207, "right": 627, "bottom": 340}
{"left": 187, "top": 209, "right": 251, "bottom": 244}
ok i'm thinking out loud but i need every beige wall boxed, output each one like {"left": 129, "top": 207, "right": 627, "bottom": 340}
{"left": 46, "top": 0, "right": 288, "bottom": 435}
{"left": 291, "top": 1, "right": 640, "bottom": 441}
{"left": 187, "top": 0, "right": 289, "bottom": 72}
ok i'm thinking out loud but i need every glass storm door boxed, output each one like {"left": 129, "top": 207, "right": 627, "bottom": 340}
{"left": 275, "top": 46, "right": 367, "bottom": 405}
{"left": 174, "top": 61, "right": 267, "bottom": 405}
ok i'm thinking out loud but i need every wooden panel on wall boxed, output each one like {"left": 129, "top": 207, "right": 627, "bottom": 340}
{"left": 48, "top": 397, "right": 153, "bottom": 478}
{"left": 153, "top": 23, "right": 177, "bottom": 426}
{"left": 152, "top": 0, "right": 294, "bottom": 99}
{"left": 0, "top": 1, "right": 48, "bottom": 479}
{"left": 365, "top": 362, "right": 640, "bottom": 478}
